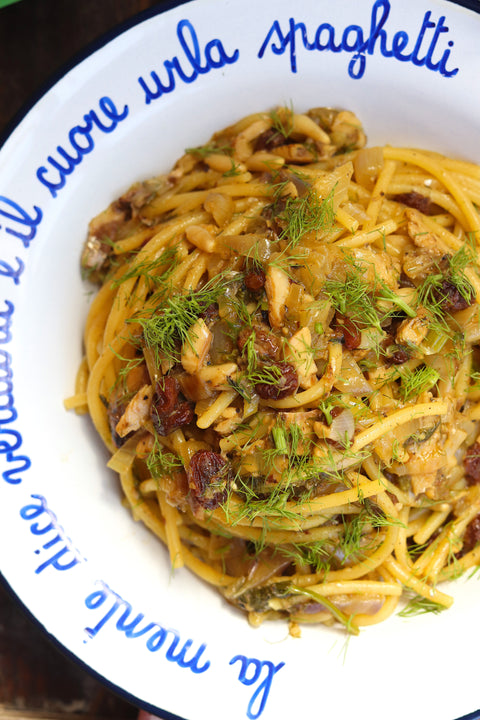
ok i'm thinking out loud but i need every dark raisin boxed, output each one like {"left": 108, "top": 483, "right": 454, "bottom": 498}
{"left": 434, "top": 279, "right": 474, "bottom": 314}
{"left": 187, "top": 450, "right": 231, "bottom": 510}
{"left": 393, "top": 191, "right": 434, "bottom": 215}
{"left": 386, "top": 345, "right": 411, "bottom": 365}
{"left": 152, "top": 377, "right": 179, "bottom": 414}
{"left": 464, "top": 442, "right": 480, "bottom": 485}
{"left": 244, "top": 268, "right": 266, "bottom": 293}
{"left": 237, "top": 325, "right": 281, "bottom": 360}
{"left": 255, "top": 362, "right": 298, "bottom": 400}
{"left": 460, "top": 514, "right": 480, "bottom": 556}
{"left": 150, "top": 378, "right": 194, "bottom": 436}
{"left": 154, "top": 402, "right": 194, "bottom": 436}
{"left": 335, "top": 314, "right": 361, "bottom": 350}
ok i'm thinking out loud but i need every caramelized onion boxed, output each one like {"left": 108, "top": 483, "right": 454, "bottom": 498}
{"left": 353, "top": 146, "right": 384, "bottom": 189}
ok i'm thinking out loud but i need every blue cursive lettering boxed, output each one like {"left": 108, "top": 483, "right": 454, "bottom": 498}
{"left": 0, "top": 196, "right": 43, "bottom": 248}
{"left": 230, "top": 654, "right": 285, "bottom": 719}
{"left": 85, "top": 582, "right": 210, "bottom": 674}
{"left": 138, "top": 19, "right": 239, "bottom": 103}
{"left": 0, "top": 302, "right": 31, "bottom": 484}
{"left": 0, "top": 257, "right": 24, "bottom": 285}
{"left": 257, "top": 0, "right": 459, "bottom": 80}
{"left": 20, "top": 494, "right": 83, "bottom": 572}
{"left": 36, "top": 96, "right": 129, "bottom": 198}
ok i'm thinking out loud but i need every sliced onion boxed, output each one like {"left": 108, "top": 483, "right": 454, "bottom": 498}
{"left": 219, "top": 233, "right": 271, "bottom": 260}
{"left": 225, "top": 547, "right": 291, "bottom": 597}
{"left": 353, "top": 146, "right": 384, "bottom": 189}
{"left": 299, "top": 594, "right": 383, "bottom": 617}
{"left": 333, "top": 353, "right": 373, "bottom": 395}
{"left": 329, "top": 409, "right": 355, "bottom": 445}
{"left": 210, "top": 320, "right": 235, "bottom": 363}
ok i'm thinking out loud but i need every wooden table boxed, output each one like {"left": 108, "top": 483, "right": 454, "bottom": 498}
{"left": 0, "top": 3, "right": 173, "bottom": 717}
{"left": 0, "top": 0, "right": 172, "bottom": 134}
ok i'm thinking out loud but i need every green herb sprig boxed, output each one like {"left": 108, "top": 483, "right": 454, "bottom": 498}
{"left": 132, "top": 274, "right": 230, "bottom": 363}
{"left": 398, "top": 594, "right": 446, "bottom": 618}
{"left": 323, "top": 258, "right": 415, "bottom": 337}
{"left": 277, "top": 186, "right": 336, "bottom": 250}
{"left": 397, "top": 364, "right": 440, "bottom": 402}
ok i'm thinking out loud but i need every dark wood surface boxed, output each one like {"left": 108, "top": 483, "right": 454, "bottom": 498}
{"left": 0, "top": 0, "right": 173, "bottom": 136}
{"left": 0, "top": 580, "right": 139, "bottom": 719}
{"left": 0, "top": 2, "right": 174, "bottom": 716}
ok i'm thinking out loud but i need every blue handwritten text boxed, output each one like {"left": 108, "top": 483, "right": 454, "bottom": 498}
{"left": 0, "top": 257, "right": 25, "bottom": 285}
{"left": 0, "top": 301, "right": 31, "bottom": 484}
{"left": 0, "top": 195, "right": 42, "bottom": 249}
{"left": 258, "top": 0, "right": 458, "bottom": 80}
{"left": 36, "top": 96, "right": 129, "bottom": 199}
{"left": 20, "top": 494, "right": 83, "bottom": 573}
{"left": 230, "top": 654, "right": 285, "bottom": 720}
{"left": 84, "top": 582, "right": 210, "bottom": 674}
{"left": 138, "top": 19, "right": 239, "bottom": 103}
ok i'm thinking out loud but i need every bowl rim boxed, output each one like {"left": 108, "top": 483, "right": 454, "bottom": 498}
{"left": 2, "top": 1, "right": 480, "bottom": 719}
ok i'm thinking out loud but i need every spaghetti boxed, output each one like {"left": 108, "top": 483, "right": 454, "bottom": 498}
{"left": 68, "top": 106, "right": 480, "bottom": 634}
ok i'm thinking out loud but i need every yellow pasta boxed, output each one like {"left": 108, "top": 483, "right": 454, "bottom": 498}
{"left": 70, "top": 105, "right": 480, "bottom": 634}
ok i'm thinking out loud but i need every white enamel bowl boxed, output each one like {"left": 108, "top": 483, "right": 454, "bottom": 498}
{"left": 1, "top": 1, "right": 480, "bottom": 719}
